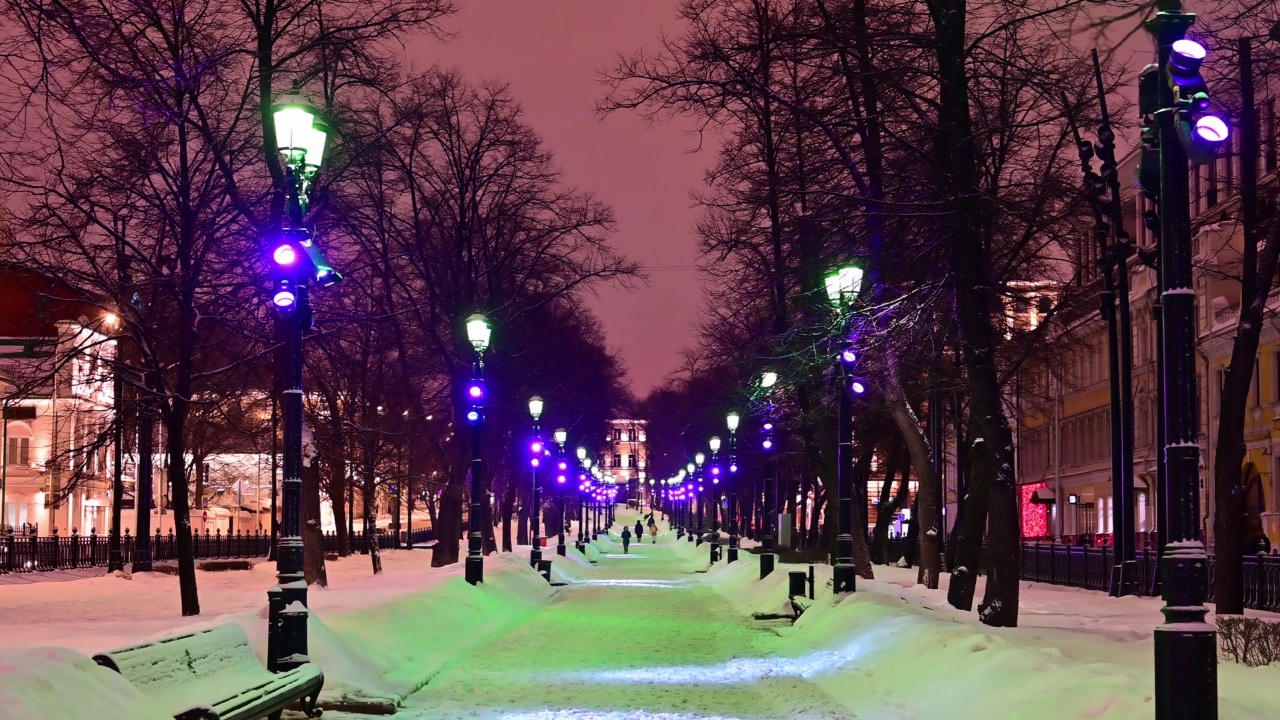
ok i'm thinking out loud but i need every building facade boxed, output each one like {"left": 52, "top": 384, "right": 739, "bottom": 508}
{"left": 604, "top": 419, "right": 647, "bottom": 505}
{"left": 1016, "top": 123, "right": 1280, "bottom": 549}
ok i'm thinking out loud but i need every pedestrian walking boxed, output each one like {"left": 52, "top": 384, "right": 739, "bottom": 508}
{"left": 650, "top": 522, "right": 658, "bottom": 543}
{"left": 635, "top": 520, "right": 644, "bottom": 539}
{"left": 621, "top": 526, "right": 632, "bottom": 554}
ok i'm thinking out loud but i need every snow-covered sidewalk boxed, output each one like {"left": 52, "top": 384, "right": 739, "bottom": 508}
{"left": 3, "top": 511, "right": 1279, "bottom": 719}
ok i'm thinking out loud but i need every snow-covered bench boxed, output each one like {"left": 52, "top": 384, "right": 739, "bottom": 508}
{"left": 92, "top": 623, "right": 323, "bottom": 720}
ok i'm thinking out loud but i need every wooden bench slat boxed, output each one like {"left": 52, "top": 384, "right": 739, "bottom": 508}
{"left": 93, "top": 624, "right": 323, "bottom": 720}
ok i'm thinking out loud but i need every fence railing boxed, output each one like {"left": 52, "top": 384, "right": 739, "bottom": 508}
{"left": 0, "top": 525, "right": 438, "bottom": 574}
{"left": 879, "top": 537, "right": 1280, "bottom": 612}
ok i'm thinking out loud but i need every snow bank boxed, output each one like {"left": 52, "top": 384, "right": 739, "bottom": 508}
{"left": 699, "top": 558, "right": 1280, "bottom": 720}
{"left": 0, "top": 647, "right": 172, "bottom": 720}
{"left": 0, "top": 549, "right": 557, "bottom": 715}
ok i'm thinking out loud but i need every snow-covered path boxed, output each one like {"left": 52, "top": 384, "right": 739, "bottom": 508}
{"left": 359, "top": 524, "right": 856, "bottom": 720}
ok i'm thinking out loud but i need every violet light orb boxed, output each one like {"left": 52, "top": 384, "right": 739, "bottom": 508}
{"left": 273, "top": 245, "right": 298, "bottom": 265}
{"left": 1170, "top": 39, "right": 1206, "bottom": 73}
{"left": 1194, "top": 115, "right": 1229, "bottom": 143}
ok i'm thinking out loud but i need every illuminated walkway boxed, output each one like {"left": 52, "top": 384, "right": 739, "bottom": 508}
{"left": 384, "top": 518, "right": 856, "bottom": 720}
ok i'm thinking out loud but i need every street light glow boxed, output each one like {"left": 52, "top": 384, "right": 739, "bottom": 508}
{"left": 466, "top": 313, "right": 491, "bottom": 351}
{"left": 528, "top": 395, "right": 544, "bottom": 419}
{"left": 273, "top": 244, "right": 298, "bottom": 265}
{"left": 726, "top": 412, "right": 739, "bottom": 432}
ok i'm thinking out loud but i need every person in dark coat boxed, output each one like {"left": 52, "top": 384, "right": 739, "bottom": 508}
{"left": 635, "top": 520, "right": 644, "bottom": 539}
{"left": 621, "top": 526, "right": 632, "bottom": 553}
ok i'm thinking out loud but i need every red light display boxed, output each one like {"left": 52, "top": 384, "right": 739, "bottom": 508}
{"left": 1020, "top": 482, "right": 1048, "bottom": 538}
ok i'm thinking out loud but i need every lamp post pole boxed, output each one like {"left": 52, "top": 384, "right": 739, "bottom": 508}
{"left": 265, "top": 93, "right": 339, "bottom": 672}
{"left": 1149, "top": 3, "right": 1217, "bottom": 715}
{"left": 759, "top": 371, "right": 778, "bottom": 578}
{"left": 554, "top": 429, "right": 567, "bottom": 556}
{"left": 528, "top": 396, "right": 544, "bottom": 568}
{"left": 463, "top": 314, "right": 491, "bottom": 586}
{"left": 709, "top": 438, "right": 722, "bottom": 563}
{"left": 727, "top": 413, "right": 740, "bottom": 563}
{"left": 825, "top": 265, "right": 864, "bottom": 594}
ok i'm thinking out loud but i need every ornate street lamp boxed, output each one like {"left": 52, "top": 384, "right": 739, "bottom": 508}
{"left": 759, "top": 370, "right": 779, "bottom": 578}
{"left": 825, "top": 264, "right": 863, "bottom": 595}
{"left": 726, "top": 412, "right": 740, "bottom": 563}
{"left": 463, "top": 313, "right": 491, "bottom": 586}
{"left": 528, "top": 396, "right": 545, "bottom": 569}
{"left": 554, "top": 428, "right": 568, "bottom": 556}
{"left": 265, "top": 90, "right": 338, "bottom": 673}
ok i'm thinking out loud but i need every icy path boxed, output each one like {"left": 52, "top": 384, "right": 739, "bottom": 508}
{"left": 350, "top": 525, "right": 857, "bottom": 720}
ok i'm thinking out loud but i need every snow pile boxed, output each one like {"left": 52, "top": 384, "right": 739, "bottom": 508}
{"left": 704, "top": 560, "right": 1280, "bottom": 720}
{"left": 0, "top": 647, "right": 172, "bottom": 720}
{"left": 0, "top": 549, "right": 557, "bottom": 716}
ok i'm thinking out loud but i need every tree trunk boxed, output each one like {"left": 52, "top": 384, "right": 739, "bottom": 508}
{"left": 432, "top": 473, "right": 465, "bottom": 567}
{"left": 302, "top": 431, "right": 327, "bottom": 587}
{"left": 927, "top": 0, "right": 1019, "bottom": 627}
{"left": 874, "top": 447, "right": 912, "bottom": 564}
{"left": 164, "top": 399, "right": 199, "bottom": 616}
{"left": 851, "top": 443, "right": 876, "bottom": 578}
{"left": 1215, "top": 41, "right": 1279, "bottom": 614}
{"left": 884, "top": 360, "right": 942, "bottom": 586}
{"left": 501, "top": 474, "right": 517, "bottom": 552}
{"left": 902, "top": 496, "right": 921, "bottom": 569}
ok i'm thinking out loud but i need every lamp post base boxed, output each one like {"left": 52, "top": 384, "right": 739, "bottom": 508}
{"left": 760, "top": 552, "right": 776, "bottom": 579}
{"left": 557, "top": 543, "right": 567, "bottom": 556}
{"left": 530, "top": 545, "right": 542, "bottom": 568}
{"left": 1108, "top": 560, "right": 1138, "bottom": 598}
{"left": 728, "top": 536, "right": 739, "bottom": 563}
{"left": 710, "top": 539, "right": 720, "bottom": 563}
{"left": 465, "top": 554, "right": 484, "bottom": 585}
{"left": 833, "top": 562, "right": 856, "bottom": 594}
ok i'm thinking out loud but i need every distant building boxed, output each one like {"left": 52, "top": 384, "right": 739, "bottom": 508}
{"left": 1015, "top": 138, "right": 1280, "bottom": 550}
{"left": 604, "top": 419, "right": 647, "bottom": 506}
{"left": 0, "top": 268, "right": 115, "bottom": 534}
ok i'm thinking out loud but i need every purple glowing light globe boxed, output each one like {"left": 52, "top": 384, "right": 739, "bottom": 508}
{"left": 557, "top": 474, "right": 567, "bottom": 484}
{"left": 840, "top": 348, "right": 856, "bottom": 364}
{"left": 273, "top": 289, "right": 296, "bottom": 308}
{"left": 1194, "top": 115, "right": 1229, "bottom": 143}
{"left": 530, "top": 457, "right": 540, "bottom": 468}
{"left": 762, "top": 439, "right": 773, "bottom": 450}
{"left": 273, "top": 245, "right": 297, "bottom": 265}
{"left": 850, "top": 380, "right": 867, "bottom": 394}
{"left": 1171, "top": 39, "right": 1206, "bottom": 62}
{"left": 468, "top": 384, "right": 483, "bottom": 399}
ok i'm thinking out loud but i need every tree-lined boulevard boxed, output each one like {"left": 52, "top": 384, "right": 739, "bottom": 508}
{"left": 3, "top": 0, "right": 1280, "bottom": 717}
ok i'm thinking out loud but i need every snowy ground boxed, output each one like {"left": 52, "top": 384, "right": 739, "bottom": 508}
{"left": 2, "top": 511, "right": 1279, "bottom": 719}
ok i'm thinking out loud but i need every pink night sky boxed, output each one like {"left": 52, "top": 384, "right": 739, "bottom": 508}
{"left": 423, "top": 1, "right": 717, "bottom": 396}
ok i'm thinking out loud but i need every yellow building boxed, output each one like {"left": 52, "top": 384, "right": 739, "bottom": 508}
{"left": 1016, "top": 141, "right": 1280, "bottom": 548}
{"left": 605, "top": 419, "right": 647, "bottom": 506}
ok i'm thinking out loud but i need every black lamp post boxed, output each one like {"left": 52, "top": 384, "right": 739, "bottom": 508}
{"left": 463, "top": 313, "right": 491, "bottom": 586}
{"left": 575, "top": 446, "right": 588, "bottom": 552}
{"left": 694, "top": 452, "right": 706, "bottom": 546}
{"left": 726, "top": 412, "right": 740, "bottom": 563}
{"left": 686, "top": 462, "right": 696, "bottom": 542}
{"left": 709, "top": 436, "right": 722, "bottom": 562}
{"left": 826, "top": 264, "right": 864, "bottom": 594}
{"left": 266, "top": 92, "right": 340, "bottom": 672}
{"left": 1145, "top": 6, "right": 1225, "bottom": 715}
{"left": 759, "top": 371, "right": 778, "bottom": 579}
{"left": 528, "top": 395, "right": 544, "bottom": 568}
{"left": 554, "top": 428, "right": 568, "bottom": 556}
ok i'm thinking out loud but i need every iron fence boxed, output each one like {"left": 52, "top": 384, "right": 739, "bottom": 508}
{"left": 879, "top": 537, "right": 1279, "bottom": 612}
{"left": 0, "top": 525, "right": 438, "bottom": 574}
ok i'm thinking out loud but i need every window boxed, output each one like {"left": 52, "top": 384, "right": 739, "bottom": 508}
{"left": 612, "top": 454, "right": 621, "bottom": 469}
{"left": 621, "top": 454, "right": 631, "bottom": 469}
{"left": 6, "top": 438, "right": 29, "bottom": 466}
{"left": 1253, "top": 358, "right": 1262, "bottom": 407}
